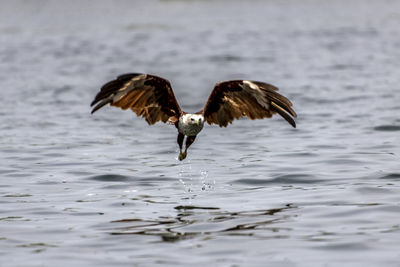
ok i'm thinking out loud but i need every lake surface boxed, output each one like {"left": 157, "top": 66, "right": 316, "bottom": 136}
{"left": 1, "top": 0, "right": 400, "bottom": 266}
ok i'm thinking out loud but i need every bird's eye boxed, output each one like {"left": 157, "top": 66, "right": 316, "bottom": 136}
{"left": 191, "top": 118, "right": 195, "bottom": 121}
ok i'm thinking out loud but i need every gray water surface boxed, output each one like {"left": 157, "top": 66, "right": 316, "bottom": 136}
{"left": 1, "top": 0, "right": 400, "bottom": 266}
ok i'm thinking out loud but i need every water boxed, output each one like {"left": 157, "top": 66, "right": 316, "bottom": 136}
{"left": 1, "top": 0, "right": 400, "bottom": 266}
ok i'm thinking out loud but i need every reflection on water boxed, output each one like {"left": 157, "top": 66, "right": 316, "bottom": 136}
{"left": 110, "top": 205, "right": 294, "bottom": 242}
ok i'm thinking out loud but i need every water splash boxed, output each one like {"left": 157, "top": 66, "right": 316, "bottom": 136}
{"left": 177, "top": 159, "right": 216, "bottom": 194}
{"left": 200, "top": 170, "right": 215, "bottom": 191}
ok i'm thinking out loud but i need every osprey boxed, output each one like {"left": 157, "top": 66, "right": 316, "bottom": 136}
{"left": 91, "top": 73, "right": 297, "bottom": 160}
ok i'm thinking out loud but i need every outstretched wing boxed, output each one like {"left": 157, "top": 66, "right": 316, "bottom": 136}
{"left": 200, "top": 80, "right": 297, "bottom": 127}
{"left": 91, "top": 73, "right": 182, "bottom": 125}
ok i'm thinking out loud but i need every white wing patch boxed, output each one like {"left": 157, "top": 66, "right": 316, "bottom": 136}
{"left": 243, "top": 80, "right": 258, "bottom": 90}
{"left": 242, "top": 80, "right": 270, "bottom": 109}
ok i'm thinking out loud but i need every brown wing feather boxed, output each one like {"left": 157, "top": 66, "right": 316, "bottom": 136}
{"left": 91, "top": 73, "right": 182, "bottom": 125}
{"left": 200, "top": 80, "right": 297, "bottom": 127}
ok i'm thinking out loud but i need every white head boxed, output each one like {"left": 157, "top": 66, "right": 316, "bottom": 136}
{"left": 182, "top": 114, "right": 204, "bottom": 126}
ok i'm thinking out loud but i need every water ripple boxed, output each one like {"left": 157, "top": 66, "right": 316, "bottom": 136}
{"left": 86, "top": 174, "right": 132, "bottom": 182}
{"left": 234, "top": 174, "right": 320, "bottom": 185}
{"left": 373, "top": 125, "right": 400, "bottom": 132}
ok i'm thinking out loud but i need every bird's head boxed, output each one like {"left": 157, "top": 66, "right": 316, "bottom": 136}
{"left": 184, "top": 114, "right": 204, "bottom": 126}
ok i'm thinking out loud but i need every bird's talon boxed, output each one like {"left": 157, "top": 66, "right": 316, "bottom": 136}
{"left": 178, "top": 151, "right": 187, "bottom": 161}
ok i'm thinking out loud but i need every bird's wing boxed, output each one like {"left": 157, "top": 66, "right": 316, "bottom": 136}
{"left": 91, "top": 73, "right": 182, "bottom": 125}
{"left": 200, "top": 80, "right": 297, "bottom": 127}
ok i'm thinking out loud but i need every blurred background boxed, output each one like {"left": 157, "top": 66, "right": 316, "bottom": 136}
{"left": 1, "top": 0, "right": 400, "bottom": 266}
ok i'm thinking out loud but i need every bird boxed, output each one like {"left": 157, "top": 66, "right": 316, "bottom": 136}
{"left": 90, "top": 73, "right": 297, "bottom": 160}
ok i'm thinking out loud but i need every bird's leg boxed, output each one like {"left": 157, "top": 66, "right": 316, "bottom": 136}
{"left": 185, "top": 135, "right": 196, "bottom": 151}
{"left": 179, "top": 135, "right": 196, "bottom": 161}
{"left": 177, "top": 133, "right": 185, "bottom": 161}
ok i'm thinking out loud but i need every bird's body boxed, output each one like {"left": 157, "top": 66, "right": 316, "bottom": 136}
{"left": 178, "top": 114, "right": 204, "bottom": 136}
{"left": 91, "top": 73, "right": 297, "bottom": 160}
{"left": 176, "top": 113, "right": 205, "bottom": 160}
